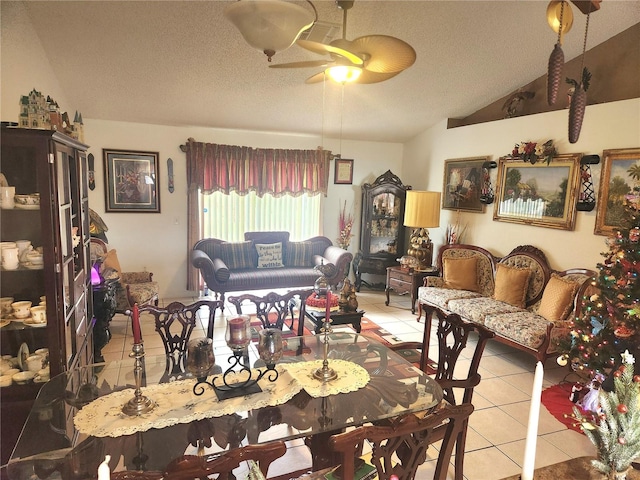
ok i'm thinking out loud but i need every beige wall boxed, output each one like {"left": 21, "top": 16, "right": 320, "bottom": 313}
{"left": 402, "top": 98, "right": 640, "bottom": 271}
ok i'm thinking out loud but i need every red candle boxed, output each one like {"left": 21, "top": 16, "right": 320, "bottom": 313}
{"left": 132, "top": 303, "right": 141, "bottom": 344}
{"left": 228, "top": 317, "right": 248, "bottom": 346}
{"left": 325, "top": 291, "right": 331, "bottom": 322}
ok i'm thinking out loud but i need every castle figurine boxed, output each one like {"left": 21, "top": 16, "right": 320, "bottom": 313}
{"left": 18, "top": 88, "right": 84, "bottom": 143}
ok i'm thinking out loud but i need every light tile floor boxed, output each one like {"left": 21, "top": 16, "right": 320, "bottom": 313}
{"left": 102, "top": 289, "right": 596, "bottom": 480}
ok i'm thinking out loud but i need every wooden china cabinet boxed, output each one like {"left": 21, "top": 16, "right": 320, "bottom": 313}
{"left": 354, "top": 170, "right": 411, "bottom": 291}
{"left": 0, "top": 128, "right": 94, "bottom": 464}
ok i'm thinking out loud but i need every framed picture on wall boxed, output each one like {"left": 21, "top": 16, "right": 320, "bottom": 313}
{"left": 493, "top": 153, "right": 581, "bottom": 230}
{"left": 334, "top": 158, "right": 354, "bottom": 185}
{"left": 594, "top": 147, "right": 640, "bottom": 236}
{"left": 442, "top": 156, "right": 489, "bottom": 213}
{"left": 103, "top": 149, "right": 161, "bottom": 213}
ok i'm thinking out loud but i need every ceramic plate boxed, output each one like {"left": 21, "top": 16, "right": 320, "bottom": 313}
{"left": 0, "top": 320, "right": 9, "bottom": 328}
{"left": 9, "top": 316, "right": 27, "bottom": 323}
{"left": 24, "top": 319, "right": 46, "bottom": 328}
{"left": 24, "top": 263, "right": 43, "bottom": 270}
{"left": 15, "top": 204, "right": 40, "bottom": 210}
{"left": 17, "top": 343, "right": 29, "bottom": 371}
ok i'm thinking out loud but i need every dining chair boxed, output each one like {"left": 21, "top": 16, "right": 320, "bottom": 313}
{"left": 325, "top": 403, "right": 474, "bottom": 480}
{"left": 228, "top": 289, "right": 314, "bottom": 335}
{"left": 139, "top": 300, "right": 223, "bottom": 382}
{"left": 389, "top": 307, "right": 494, "bottom": 480}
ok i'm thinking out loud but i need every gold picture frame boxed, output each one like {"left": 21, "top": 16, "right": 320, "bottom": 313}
{"left": 594, "top": 147, "right": 640, "bottom": 236}
{"left": 493, "top": 153, "right": 581, "bottom": 230}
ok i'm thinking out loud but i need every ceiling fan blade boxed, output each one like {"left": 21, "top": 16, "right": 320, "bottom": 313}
{"left": 350, "top": 35, "right": 416, "bottom": 73}
{"left": 305, "top": 72, "right": 327, "bottom": 84}
{"left": 304, "top": 69, "right": 400, "bottom": 85}
{"left": 296, "top": 39, "right": 363, "bottom": 66}
{"left": 269, "top": 60, "right": 331, "bottom": 69}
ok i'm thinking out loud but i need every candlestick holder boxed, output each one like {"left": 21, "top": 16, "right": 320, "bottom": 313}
{"left": 122, "top": 342, "right": 157, "bottom": 416}
{"left": 192, "top": 319, "right": 281, "bottom": 401}
{"left": 313, "top": 310, "right": 338, "bottom": 382}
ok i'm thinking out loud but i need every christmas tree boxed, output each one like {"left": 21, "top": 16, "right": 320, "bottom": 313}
{"left": 572, "top": 351, "right": 640, "bottom": 478}
{"left": 558, "top": 188, "right": 640, "bottom": 376}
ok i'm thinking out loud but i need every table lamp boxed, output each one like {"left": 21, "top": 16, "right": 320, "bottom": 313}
{"left": 403, "top": 191, "right": 441, "bottom": 270}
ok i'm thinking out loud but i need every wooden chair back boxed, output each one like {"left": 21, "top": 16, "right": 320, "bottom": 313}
{"left": 328, "top": 403, "right": 474, "bottom": 480}
{"left": 228, "top": 289, "right": 314, "bottom": 335}
{"left": 140, "top": 300, "right": 223, "bottom": 382}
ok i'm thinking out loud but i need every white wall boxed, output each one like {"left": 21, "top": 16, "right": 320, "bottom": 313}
{"left": 402, "top": 99, "right": 640, "bottom": 271}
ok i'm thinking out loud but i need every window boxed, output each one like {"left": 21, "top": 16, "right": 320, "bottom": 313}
{"left": 202, "top": 191, "right": 322, "bottom": 241}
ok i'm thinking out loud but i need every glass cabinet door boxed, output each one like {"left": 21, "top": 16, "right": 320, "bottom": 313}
{"left": 369, "top": 192, "right": 402, "bottom": 256}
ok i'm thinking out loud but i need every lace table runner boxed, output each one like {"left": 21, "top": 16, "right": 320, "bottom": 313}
{"left": 285, "top": 359, "right": 370, "bottom": 398}
{"left": 74, "top": 365, "right": 301, "bottom": 437}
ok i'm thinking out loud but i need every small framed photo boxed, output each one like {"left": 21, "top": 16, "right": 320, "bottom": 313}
{"left": 334, "top": 158, "right": 354, "bottom": 185}
{"left": 103, "top": 149, "right": 161, "bottom": 213}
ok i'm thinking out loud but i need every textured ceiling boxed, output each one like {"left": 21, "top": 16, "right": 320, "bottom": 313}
{"left": 20, "top": 1, "right": 640, "bottom": 143}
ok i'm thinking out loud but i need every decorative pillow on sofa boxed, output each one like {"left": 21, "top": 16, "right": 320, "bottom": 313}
{"left": 256, "top": 242, "right": 284, "bottom": 269}
{"left": 219, "top": 241, "right": 255, "bottom": 269}
{"left": 443, "top": 257, "right": 479, "bottom": 292}
{"left": 538, "top": 273, "right": 578, "bottom": 321}
{"left": 100, "top": 249, "right": 122, "bottom": 277}
{"left": 493, "top": 263, "right": 531, "bottom": 308}
{"left": 285, "top": 241, "right": 313, "bottom": 267}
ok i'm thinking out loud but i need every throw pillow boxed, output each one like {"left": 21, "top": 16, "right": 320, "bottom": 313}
{"left": 538, "top": 273, "right": 578, "bottom": 321}
{"left": 285, "top": 241, "right": 314, "bottom": 267}
{"left": 443, "top": 257, "right": 479, "bottom": 292}
{"left": 219, "top": 241, "right": 255, "bottom": 269}
{"left": 493, "top": 264, "right": 531, "bottom": 308}
{"left": 100, "top": 249, "right": 122, "bottom": 275}
{"left": 212, "top": 258, "right": 231, "bottom": 282}
{"left": 256, "top": 242, "right": 284, "bottom": 269}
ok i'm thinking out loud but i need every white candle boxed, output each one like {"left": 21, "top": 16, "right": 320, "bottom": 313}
{"left": 521, "top": 361, "right": 544, "bottom": 480}
{"left": 98, "top": 455, "right": 111, "bottom": 480}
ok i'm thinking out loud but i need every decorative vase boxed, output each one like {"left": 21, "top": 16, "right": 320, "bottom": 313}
{"left": 186, "top": 338, "right": 215, "bottom": 378}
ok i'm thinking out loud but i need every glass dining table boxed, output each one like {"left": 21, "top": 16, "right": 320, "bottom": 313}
{"left": 7, "top": 332, "right": 443, "bottom": 480}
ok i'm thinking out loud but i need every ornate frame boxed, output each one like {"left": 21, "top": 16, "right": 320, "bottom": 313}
{"left": 594, "top": 147, "right": 640, "bottom": 236}
{"left": 103, "top": 149, "right": 160, "bottom": 213}
{"left": 493, "top": 153, "right": 581, "bottom": 230}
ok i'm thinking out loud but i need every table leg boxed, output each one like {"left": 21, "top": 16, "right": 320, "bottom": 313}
{"left": 385, "top": 286, "right": 390, "bottom": 306}
{"left": 308, "top": 431, "right": 342, "bottom": 471}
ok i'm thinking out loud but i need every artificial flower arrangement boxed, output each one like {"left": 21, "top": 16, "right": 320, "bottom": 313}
{"left": 508, "top": 140, "right": 557, "bottom": 165}
{"left": 337, "top": 200, "right": 354, "bottom": 249}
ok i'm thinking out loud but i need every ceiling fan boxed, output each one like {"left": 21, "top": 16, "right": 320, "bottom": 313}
{"left": 269, "top": 0, "right": 416, "bottom": 84}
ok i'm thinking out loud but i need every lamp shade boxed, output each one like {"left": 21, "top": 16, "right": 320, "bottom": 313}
{"left": 404, "top": 191, "right": 441, "bottom": 228}
{"left": 224, "top": 0, "right": 315, "bottom": 60}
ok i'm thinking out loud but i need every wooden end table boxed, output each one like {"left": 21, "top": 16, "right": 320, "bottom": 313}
{"left": 304, "top": 309, "right": 365, "bottom": 333}
{"left": 385, "top": 266, "right": 438, "bottom": 314}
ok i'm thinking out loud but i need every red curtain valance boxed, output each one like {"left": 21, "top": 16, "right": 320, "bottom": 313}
{"left": 184, "top": 138, "right": 332, "bottom": 197}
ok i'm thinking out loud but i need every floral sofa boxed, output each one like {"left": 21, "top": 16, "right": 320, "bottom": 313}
{"left": 191, "top": 231, "right": 352, "bottom": 302}
{"left": 418, "top": 244, "right": 594, "bottom": 363}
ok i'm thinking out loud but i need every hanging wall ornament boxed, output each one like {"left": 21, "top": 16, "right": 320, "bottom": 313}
{"left": 567, "top": 5, "right": 593, "bottom": 144}
{"left": 479, "top": 160, "right": 497, "bottom": 205}
{"left": 546, "top": 1, "right": 573, "bottom": 105}
{"left": 576, "top": 154, "right": 599, "bottom": 211}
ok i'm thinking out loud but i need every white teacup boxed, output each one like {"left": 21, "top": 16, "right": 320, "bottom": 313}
{"left": 11, "top": 301, "right": 32, "bottom": 318}
{"left": 34, "top": 367, "right": 50, "bottom": 383}
{"left": 1, "top": 297, "right": 14, "bottom": 315}
{"left": 2, "top": 246, "right": 19, "bottom": 270}
{"left": 12, "top": 371, "right": 35, "bottom": 384}
{"left": 0, "top": 186, "right": 15, "bottom": 209}
{"left": 35, "top": 348, "right": 49, "bottom": 357}
{"left": 0, "top": 375, "right": 12, "bottom": 387}
{"left": 26, "top": 355, "right": 44, "bottom": 372}
{"left": 30, "top": 305, "right": 46, "bottom": 323}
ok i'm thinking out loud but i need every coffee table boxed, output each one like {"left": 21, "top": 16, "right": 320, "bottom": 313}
{"left": 304, "top": 309, "right": 365, "bottom": 333}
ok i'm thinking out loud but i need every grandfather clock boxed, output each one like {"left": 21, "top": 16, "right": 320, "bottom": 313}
{"left": 354, "top": 170, "right": 410, "bottom": 291}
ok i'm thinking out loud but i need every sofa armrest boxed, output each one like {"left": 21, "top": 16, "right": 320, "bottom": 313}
{"left": 120, "top": 271, "right": 153, "bottom": 284}
{"left": 317, "top": 246, "right": 353, "bottom": 286}
{"left": 425, "top": 276, "right": 444, "bottom": 287}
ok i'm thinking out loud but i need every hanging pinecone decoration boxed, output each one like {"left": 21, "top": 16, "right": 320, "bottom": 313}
{"left": 568, "top": 67, "right": 592, "bottom": 144}
{"left": 547, "top": 43, "right": 565, "bottom": 105}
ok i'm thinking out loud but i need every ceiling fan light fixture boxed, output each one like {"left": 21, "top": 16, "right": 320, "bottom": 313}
{"left": 326, "top": 65, "right": 362, "bottom": 83}
{"left": 224, "top": 0, "right": 316, "bottom": 61}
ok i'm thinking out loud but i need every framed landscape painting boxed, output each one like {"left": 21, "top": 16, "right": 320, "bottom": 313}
{"left": 493, "top": 153, "right": 580, "bottom": 230}
{"left": 103, "top": 149, "right": 160, "bottom": 213}
{"left": 442, "top": 156, "right": 489, "bottom": 213}
{"left": 594, "top": 147, "right": 640, "bottom": 236}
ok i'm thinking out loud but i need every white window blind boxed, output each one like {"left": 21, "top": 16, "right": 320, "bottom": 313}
{"left": 202, "top": 191, "right": 322, "bottom": 241}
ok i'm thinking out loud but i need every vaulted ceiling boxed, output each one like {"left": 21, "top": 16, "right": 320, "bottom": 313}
{"left": 17, "top": 1, "right": 640, "bottom": 143}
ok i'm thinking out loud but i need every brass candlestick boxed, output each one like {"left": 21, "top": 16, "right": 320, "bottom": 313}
{"left": 313, "top": 309, "right": 338, "bottom": 382}
{"left": 122, "top": 342, "right": 156, "bottom": 416}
